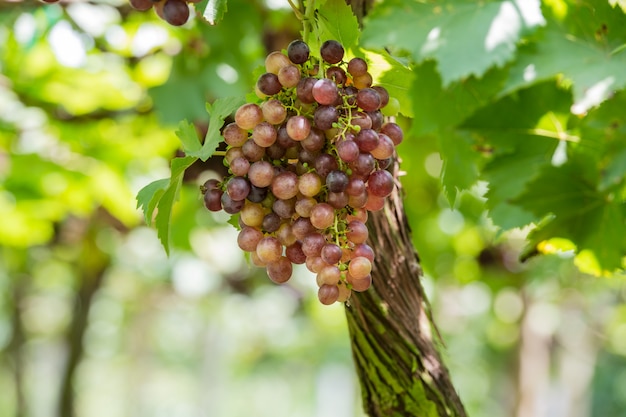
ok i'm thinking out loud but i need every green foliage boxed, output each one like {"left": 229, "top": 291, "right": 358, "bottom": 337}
{"left": 366, "top": 0, "right": 626, "bottom": 273}
{"left": 203, "top": 0, "right": 229, "bottom": 25}
{"left": 362, "top": 0, "right": 545, "bottom": 84}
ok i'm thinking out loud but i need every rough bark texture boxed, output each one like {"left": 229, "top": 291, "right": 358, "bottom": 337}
{"left": 345, "top": 163, "right": 467, "bottom": 417}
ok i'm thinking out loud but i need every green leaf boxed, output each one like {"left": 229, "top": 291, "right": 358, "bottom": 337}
{"left": 204, "top": 0, "right": 228, "bottom": 25}
{"left": 189, "top": 96, "right": 244, "bottom": 161}
{"left": 517, "top": 161, "right": 626, "bottom": 270}
{"left": 362, "top": 0, "right": 545, "bottom": 85}
{"left": 136, "top": 178, "right": 169, "bottom": 225}
{"left": 152, "top": 156, "right": 198, "bottom": 255}
{"left": 175, "top": 120, "right": 202, "bottom": 155}
{"left": 502, "top": 2, "right": 626, "bottom": 114}
{"left": 410, "top": 61, "right": 507, "bottom": 135}
{"left": 438, "top": 129, "right": 480, "bottom": 205}
{"left": 317, "top": 0, "right": 360, "bottom": 51}
{"left": 464, "top": 82, "right": 571, "bottom": 229}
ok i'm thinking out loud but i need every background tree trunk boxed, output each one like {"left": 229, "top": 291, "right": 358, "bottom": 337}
{"left": 345, "top": 162, "right": 468, "bottom": 417}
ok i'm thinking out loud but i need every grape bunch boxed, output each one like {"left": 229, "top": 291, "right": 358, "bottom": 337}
{"left": 202, "top": 39, "right": 404, "bottom": 305}
{"left": 128, "top": 0, "right": 199, "bottom": 26}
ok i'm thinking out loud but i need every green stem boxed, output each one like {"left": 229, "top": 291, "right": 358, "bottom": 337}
{"left": 302, "top": 0, "right": 316, "bottom": 45}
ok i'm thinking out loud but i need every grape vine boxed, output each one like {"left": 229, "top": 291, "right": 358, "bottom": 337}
{"left": 202, "top": 39, "right": 404, "bottom": 305}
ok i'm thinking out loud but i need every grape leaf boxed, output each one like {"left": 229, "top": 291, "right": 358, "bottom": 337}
{"left": 410, "top": 61, "right": 507, "bottom": 135}
{"left": 136, "top": 178, "right": 170, "bottom": 225}
{"left": 501, "top": 2, "right": 626, "bottom": 114}
{"left": 187, "top": 96, "right": 244, "bottom": 161}
{"left": 140, "top": 156, "right": 198, "bottom": 255}
{"left": 362, "top": 0, "right": 545, "bottom": 85}
{"left": 438, "top": 129, "right": 480, "bottom": 205}
{"left": 317, "top": 0, "right": 360, "bottom": 51}
{"left": 463, "top": 82, "right": 571, "bottom": 229}
{"left": 516, "top": 161, "right": 626, "bottom": 271}
{"left": 204, "top": 0, "right": 228, "bottom": 25}
{"left": 175, "top": 120, "right": 201, "bottom": 155}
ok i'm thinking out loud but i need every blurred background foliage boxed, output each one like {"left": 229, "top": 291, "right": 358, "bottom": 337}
{"left": 0, "top": 1, "right": 625, "bottom": 417}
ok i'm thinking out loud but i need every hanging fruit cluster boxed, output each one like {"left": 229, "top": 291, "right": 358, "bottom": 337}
{"left": 202, "top": 39, "right": 404, "bottom": 305}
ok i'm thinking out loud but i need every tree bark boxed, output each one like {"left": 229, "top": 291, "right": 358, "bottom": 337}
{"left": 345, "top": 162, "right": 467, "bottom": 417}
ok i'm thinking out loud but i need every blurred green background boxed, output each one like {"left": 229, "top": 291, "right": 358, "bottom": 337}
{"left": 1, "top": 1, "right": 626, "bottom": 417}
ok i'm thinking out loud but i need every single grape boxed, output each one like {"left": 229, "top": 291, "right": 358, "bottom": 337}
{"left": 286, "top": 115, "right": 311, "bottom": 141}
{"left": 273, "top": 197, "right": 296, "bottom": 219}
{"left": 301, "top": 127, "right": 326, "bottom": 152}
{"left": 295, "top": 196, "right": 316, "bottom": 217}
{"left": 298, "top": 172, "right": 323, "bottom": 197}
{"left": 348, "top": 256, "right": 372, "bottom": 279}
{"left": 337, "top": 139, "right": 360, "bottom": 163}
{"left": 367, "top": 169, "right": 394, "bottom": 198}
{"left": 321, "top": 243, "right": 343, "bottom": 265}
{"left": 261, "top": 99, "right": 287, "bottom": 125}
{"left": 328, "top": 191, "right": 349, "bottom": 209}
{"left": 229, "top": 156, "right": 250, "bottom": 176}
{"left": 204, "top": 189, "right": 223, "bottom": 212}
{"left": 346, "top": 220, "right": 368, "bottom": 244}
{"left": 256, "top": 236, "right": 283, "bottom": 263}
{"left": 237, "top": 226, "right": 264, "bottom": 252}
{"left": 286, "top": 241, "right": 307, "bottom": 264}
{"left": 235, "top": 103, "right": 263, "bottom": 130}
{"left": 262, "top": 212, "right": 282, "bottom": 233}
{"left": 314, "top": 153, "right": 339, "bottom": 179}
{"left": 317, "top": 265, "right": 341, "bottom": 286}
{"left": 292, "top": 217, "right": 315, "bottom": 239}
{"left": 276, "top": 222, "right": 297, "bottom": 246}
{"left": 347, "top": 57, "right": 368, "bottom": 76}
{"left": 313, "top": 105, "right": 339, "bottom": 131}
{"left": 310, "top": 203, "right": 335, "bottom": 230}
{"left": 252, "top": 122, "right": 277, "bottom": 147}
{"left": 318, "top": 284, "right": 340, "bottom": 305}
{"left": 223, "top": 122, "right": 248, "bottom": 147}
{"left": 301, "top": 232, "right": 326, "bottom": 257}
{"left": 346, "top": 176, "right": 366, "bottom": 196}
{"left": 240, "top": 203, "right": 265, "bottom": 227}
{"left": 267, "top": 256, "right": 293, "bottom": 283}
{"left": 326, "top": 170, "right": 349, "bottom": 193}
{"left": 320, "top": 40, "right": 344, "bottom": 64}
{"left": 312, "top": 78, "right": 339, "bottom": 106}
{"left": 278, "top": 65, "right": 301, "bottom": 88}
{"left": 350, "top": 152, "right": 376, "bottom": 177}
{"left": 226, "top": 176, "right": 251, "bottom": 201}
{"left": 355, "top": 129, "right": 380, "bottom": 153}
{"left": 356, "top": 88, "right": 382, "bottom": 112}
{"left": 271, "top": 171, "right": 299, "bottom": 200}
{"left": 363, "top": 192, "right": 385, "bottom": 211}
{"left": 370, "top": 133, "right": 395, "bottom": 160}
{"left": 287, "top": 40, "right": 310, "bottom": 64}
{"left": 162, "top": 0, "right": 189, "bottom": 26}
{"left": 257, "top": 73, "right": 283, "bottom": 96}
{"left": 242, "top": 139, "right": 265, "bottom": 162}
